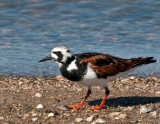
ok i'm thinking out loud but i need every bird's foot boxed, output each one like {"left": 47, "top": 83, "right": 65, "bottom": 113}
{"left": 68, "top": 104, "right": 85, "bottom": 109}
{"left": 89, "top": 105, "right": 103, "bottom": 110}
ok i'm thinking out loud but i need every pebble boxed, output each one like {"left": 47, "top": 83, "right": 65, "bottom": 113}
{"left": 121, "top": 78, "right": 129, "bottom": 83}
{"left": 36, "top": 104, "right": 43, "bottom": 109}
{"left": 109, "top": 112, "right": 120, "bottom": 119}
{"left": 150, "top": 111, "right": 158, "bottom": 118}
{"left": 75, "top": 118, "right": 83, "bottom": 123}
{"left": 94, "top": 118, "right": 105, "bottom": 124}
{"left": 119, "top": 113, "right": 127, "bottom": 119}
{"left": 115, "top": 117, "right": 120, "bottom": 120}
{"left": 109, "top": 112, "right": 127, "bottom": 120}
{"left": 50, "top": 96, "right": 55, "bottom": 99}
{"left": 48, "top": 113, "right": 54, "bottom": 117}
{"left": 93, "top": 114, "right": 99, "bottom": 118}
{"left": 58, "top": 105, "right": 69, "bottom": 111}
{"left": 151, "top": 77, "right": 159, "bottom": 81}
{"left": 123, "top": 106, "right": 134, "bottom": 111}
{"left": 91, "top": 122, "right": 96, "bottom": 124}
{"left": 35, "top": 93, "right": 42, "bottom": 97}
{"left": 32, "top": 113, "right": 37, "bottom": 117}
{"left": 147, "top": 106, "right": 156, "bottom": 112}
{"left": 0, "top": 116, "right": 4, "bottom": 120}
{"left": 32, "top": 117, "right": 38, "bottom": 121}
{"left": 72, "top": 113, "right": 77, "bottom": 116}
{"left": 130, "top": 76, "right": 135, "bottom": 80}
{"left": 130, "top": 120, "right": 138, "bottom": 123}
{"left": 85, "top": 116, "right": 94, "bottom": 122}
{"left": 140, "top": 105, "right": 148, "bottom": 113}
{"left": 19, "top": 81, "right": 23, "bottom": 85}
{"left": 23, "top": 114, "right": 30, "bottom": 120}
{"left": 56, "top": 75, "right": 63, "bottom": 80}
{"left": 63, "top": 113, "right": 70, "bottom": 117}
{"left": 155, "top": 91, "right": 160, "bottom": 95}
{"left": 140, "top": 105, "right": 156, "bottom": 113}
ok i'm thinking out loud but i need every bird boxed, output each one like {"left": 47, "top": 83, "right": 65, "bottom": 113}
{"left": 39, "top": 46, "right": 156, "bottom": 110}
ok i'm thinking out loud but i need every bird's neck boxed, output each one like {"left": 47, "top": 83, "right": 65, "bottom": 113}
{"left": 57, "top": 55, "right": 75, "bottom": 68}
{"left": 59, "top": 55, "right": 88, "bottom": 81}
{"left": 65, "top": 55, "right": 76, "bottom": 65}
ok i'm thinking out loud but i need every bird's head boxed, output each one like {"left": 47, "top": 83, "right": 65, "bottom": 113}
{"left": 39, "top": 46, "right": 72, "bottom": 64}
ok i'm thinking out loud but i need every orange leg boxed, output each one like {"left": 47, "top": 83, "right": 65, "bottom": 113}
{"left": 89, "top": 87, "right": 110, "bottom": 110}
{"left": 68, "top": 89, "right": 91, "bottom": 109}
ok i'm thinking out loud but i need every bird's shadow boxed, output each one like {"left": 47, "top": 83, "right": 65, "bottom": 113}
{"left": 88, "top": 96, "right": 160, "bottom": 107}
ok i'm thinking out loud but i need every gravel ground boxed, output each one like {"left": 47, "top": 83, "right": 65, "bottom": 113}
{"left": 0, "top": 75, "right": 160, "bottom": 124}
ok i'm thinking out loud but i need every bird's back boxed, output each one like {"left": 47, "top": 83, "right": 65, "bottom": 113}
{"left": 75, "top": 53, "right": 156, "bottom": 79}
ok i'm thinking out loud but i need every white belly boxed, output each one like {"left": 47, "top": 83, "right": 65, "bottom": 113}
{"left": 77, "top": 78, "right": 107, "bottom": 87}
{"left": 76, "top": 66, "right": 139, "bottom": 87}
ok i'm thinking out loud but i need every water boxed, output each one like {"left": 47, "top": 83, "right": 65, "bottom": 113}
{"left": 0, "top": 0, "right": 160, "bottom": 77}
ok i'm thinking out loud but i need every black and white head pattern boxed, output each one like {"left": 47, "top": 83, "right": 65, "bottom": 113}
{"left": 51, "top": 46, "right": 72, "bottom": 64}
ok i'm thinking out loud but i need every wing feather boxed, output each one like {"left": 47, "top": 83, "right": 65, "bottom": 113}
{"left": 75, "top": 53, "right": 155, "bottom": 79}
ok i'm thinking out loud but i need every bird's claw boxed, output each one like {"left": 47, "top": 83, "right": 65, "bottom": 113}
{"left": 89, "top": 106, "right": 102, "bottom": 110}
{"left": 68, "top": 105, "right": 85, "bottom": 109}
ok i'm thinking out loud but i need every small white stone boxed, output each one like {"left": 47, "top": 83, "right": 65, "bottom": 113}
{"left": 32, "top": 117, "right": 38, "bottom": 121}
{"left": 0, "top": 116, "right": 4, "bottom": 120}
{"left": 109, "top": 112, "right": 120, "bottom": 118}
{"left": 156, "top": 91, "right": 160, "bottom": 95}
{"left": 121, "top": 78, "right": 129, "bottom": 83}
{"left": 150, "top": 111, "right": 158, "bottom": 118}
{"left": 129, "top": 76, "right": 135, "bottom": 80}
{"left": 36, "top": 104, "right": 43, "bottom": 109}
{"left": 32, "top": 113, "right": 37, "bottom": 117}
{"left": 95, "top": 118, "right": 105, "bottom": 124}
{"left": 140, "top": 105, "right": 148, "bottom": 113}
{"left": 48, "top": 113, "right": 54, "bottom": 117}
{"left": 58, "top": 105, "right": 69, "bottom": 111}
{"left": 114, "top": 117, "right": 120, "bottom": 120}
{"left": 19, "top": 81, "right": 23, "bottom": 85}
{"left": 75, "top": 118, "right": 83, "bottom": 123}
{"left": 35, "top": 93, "right": 42, "bottom": 97}
{"left": 123, "top": 106, "right": 134, "bottom": 111}
{"left": 140, "top": 105, "right": 156, "bottom": 114}
{"left": 119, "top": 114, "right": 127, "bottom": 119}
{"left": 85, "top": 116, "right": 94, "bottom": 122}
{"left": 91, "top": 122, "right": 96, "bottom": 124}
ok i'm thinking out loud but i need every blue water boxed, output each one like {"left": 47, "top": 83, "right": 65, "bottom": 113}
{"left": 0, "top": 0, "right": 160, "bottom": 76}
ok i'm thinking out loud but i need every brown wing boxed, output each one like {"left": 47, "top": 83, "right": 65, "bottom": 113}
{"left": 77, "top": 53, "right": 156, "bottom": 78}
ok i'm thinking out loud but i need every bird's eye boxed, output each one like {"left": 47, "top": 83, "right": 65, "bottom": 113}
{"left": 53, "top": 51, "right": 61, "bottom": 55}
{"left": 56, "top": 52, "right": 61, "bottom": 55}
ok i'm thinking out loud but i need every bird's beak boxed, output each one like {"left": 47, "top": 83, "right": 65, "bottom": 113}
{"left": 39, "top": 54, "right": 53, "bottom": 62}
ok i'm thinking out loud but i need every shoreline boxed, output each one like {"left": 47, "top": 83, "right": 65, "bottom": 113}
{"left": 0, "top": 75, "right": 160, "bottom": 123}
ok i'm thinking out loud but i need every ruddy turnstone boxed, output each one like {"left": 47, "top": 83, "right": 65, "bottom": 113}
{"left": 39, "top": 46, "right": 156, "bottom": 110}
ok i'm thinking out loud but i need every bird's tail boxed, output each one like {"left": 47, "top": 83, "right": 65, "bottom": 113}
{"left": 131, "top": 57, "right": 156, "bottom": 67}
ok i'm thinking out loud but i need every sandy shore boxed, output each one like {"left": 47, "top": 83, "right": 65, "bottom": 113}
{"left": 0, "top": 75, "right": 160, "bottom": 124}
